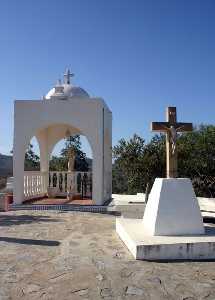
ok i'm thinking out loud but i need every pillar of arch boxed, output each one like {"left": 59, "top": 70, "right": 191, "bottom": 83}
{"left": 13, "top": 93, "right": 112, "bottom": 205}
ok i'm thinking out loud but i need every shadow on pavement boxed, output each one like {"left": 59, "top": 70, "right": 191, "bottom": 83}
{"left": 0, "top": 236, "right": 60, "bottom": 246}
{"left": 0, "top": 214, "right": 60, "bottom": 227}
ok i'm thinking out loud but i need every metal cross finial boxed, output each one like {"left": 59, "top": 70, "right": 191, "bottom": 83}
{"left": 64, "top": 68, "right": 74, "bottom": 84}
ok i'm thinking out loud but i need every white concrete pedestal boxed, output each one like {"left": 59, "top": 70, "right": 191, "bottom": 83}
{"left": 116, "top": 218, "right": 215, "bottom": 260}
{"left": 143, "top": 178, "right": 205, "bottom": 236}
{"left": 116, "top": 178, "right": 215, "bottom": 260}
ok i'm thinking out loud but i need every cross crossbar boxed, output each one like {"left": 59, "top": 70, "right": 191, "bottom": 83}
{"left": 151, "top": 122, "right": 193, "bottom": 132}
{"left": 151, "top": 107, "right": 193, "bottom": 178}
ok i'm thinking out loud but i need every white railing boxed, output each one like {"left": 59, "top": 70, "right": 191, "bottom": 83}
{"left": 24, "top": 171, "right": 46, "bottom": 200}
{"left": 49, "top": 171, "right": 92, "bottom": 196}
{"left": 24, "top": 171, "right": 92, "bottom": 200}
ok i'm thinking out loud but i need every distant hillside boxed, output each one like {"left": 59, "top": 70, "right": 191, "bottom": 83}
{"left": 0, "top": 154, "right": 13, "bottom": 176}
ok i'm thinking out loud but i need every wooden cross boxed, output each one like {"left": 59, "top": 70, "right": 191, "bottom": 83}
{"left": 151, "top": 107, "right": 193, "bottom": 178}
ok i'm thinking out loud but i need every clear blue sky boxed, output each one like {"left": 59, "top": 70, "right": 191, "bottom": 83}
{"left": 0, "top": 0, "right": 215, "bottom": 157}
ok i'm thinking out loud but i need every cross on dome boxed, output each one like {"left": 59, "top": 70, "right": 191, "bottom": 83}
{"left": 45, "top": 69, "right": 90, "bottom": 99}
{"left": 64, "top": 68, "right": 74, "bottom": 84}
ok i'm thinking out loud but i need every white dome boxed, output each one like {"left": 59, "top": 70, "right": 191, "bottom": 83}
{"left": 45, "top": 83, "right": 89, "bottom": 100}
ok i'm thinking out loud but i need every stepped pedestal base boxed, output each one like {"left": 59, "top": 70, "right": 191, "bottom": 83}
{"left": 116, "top": 178, "right": 214, "bottom": 260}
{"left": 116, "top": 218, "right": 215, "bottom": 260}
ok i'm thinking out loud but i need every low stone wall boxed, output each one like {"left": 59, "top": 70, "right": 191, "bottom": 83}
{"left": 112, "top": 194, "right": 215, "bottom": 210}
{"left": 111, "top": 194, "right": 215, "bottom": 219}
{"left": 197, "top": 197, "right": 215, "bottom": 213}
{"left": 112, "top": 193, "right": 146, "bottom": 205}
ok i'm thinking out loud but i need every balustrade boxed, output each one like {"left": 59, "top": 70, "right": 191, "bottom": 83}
{"left": 24, "top": 171, "right": 92, "bottom": 200}
{"left": 24, "top": 171, "right": 46, "bottom": 200}
{"left": 49, "top": 171, "right": 92, "bottom": 197}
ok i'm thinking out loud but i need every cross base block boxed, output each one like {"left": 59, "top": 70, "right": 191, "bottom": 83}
{"left": 143, "top": 178, "right": 205, "bottom": 236}
{"left": 116, "top": 218, "right": 215, "bottom": 260}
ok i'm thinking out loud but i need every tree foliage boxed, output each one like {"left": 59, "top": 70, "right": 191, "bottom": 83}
{"left": 113, "top": 134, "right": 165, "bottom": 194}
{"left": 113, "top": 134, "right": 146, "bottom": 194}
{"left": 59, "top": 135, "right": 89, "bottom": 172}
{"left": 113, "top": 125, "right": 215, "bottom": 197}
{"left": 177, "top": 125, "right": 215, "bottom": 196}
{"left": 24, "top": 144, "right": 40, "bottom": 171}
{"left": 25, "top": 135, "right": 89, "bottom": 172}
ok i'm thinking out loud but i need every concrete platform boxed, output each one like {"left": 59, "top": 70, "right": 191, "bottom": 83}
{"left": 116, "top": 218, "right": 215, "bottom": 260}
{"left": 25, "top": 197, "right": 93, "bottom": 205}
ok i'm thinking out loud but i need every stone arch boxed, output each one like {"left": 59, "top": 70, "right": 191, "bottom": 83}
{"left": 14, "top": 120, "right": 100, "bottom": 204}
{"left": 48, "top": 129, "right": 94, "bottom": 199}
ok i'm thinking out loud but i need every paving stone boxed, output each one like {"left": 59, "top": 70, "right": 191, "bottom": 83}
{"left": 96, "top": 273, "right": 104, "bottom": 281}
{"left": 148, "top": 276, "right": 162, "bottom": 285}
{"left": 114, "top": 252, "right": 123, "bottom": 259}
{"left": 0, "top": 289, "right": 10, "bottom": 300}
{"left": 22, "top": 283, "right": 42, "bottom": 294}
{"left": 71, "top": 288, "right": 89, "bottom": 296}
{"left": 69, "top": 240, "right": 79, "bottom": 247}
{"left": 125, "top": 285, "right": 144, "bottom": 296}
{"left": 120, "top": 268, "right": 133, "bottom": 278}
{"left": 0, "top": 211, "right": 215, "bottom": 300}
{"left": 95, "top": 260, "right": 105, "bottom": 270}
{"left": 100, "top": 288, "right": 113, "bottom": 298}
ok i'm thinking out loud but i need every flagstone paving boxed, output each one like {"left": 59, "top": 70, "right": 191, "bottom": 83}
{"left": 0, "top": 211, "right": 215, "bottom": 300}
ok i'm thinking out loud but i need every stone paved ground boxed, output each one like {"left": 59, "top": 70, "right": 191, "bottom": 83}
{"left": 0, "top": 211, "right": 215, "bottom": 300}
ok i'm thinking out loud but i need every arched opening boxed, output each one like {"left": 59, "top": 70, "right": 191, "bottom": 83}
{"left": 15, "top": 117, "right": 107, "bottom": 205}
{"left": 48, "top": 134, "right": 93, "bottom": 202}
{"left": 20, "top": 122, "right": 96, "bottom": 204}
{"left": 23, "top": 137, "right": 44, "bottom": 201}
{"left": 24, "top": 137, "right": 40, "bottom": 171}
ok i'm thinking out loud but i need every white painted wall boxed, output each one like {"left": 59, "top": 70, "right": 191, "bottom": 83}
{"left": 142, "top": 178, "right": 205, "bottom": 236}
{"left": 13, "top": 96, "right": 112, "bottom": 205}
